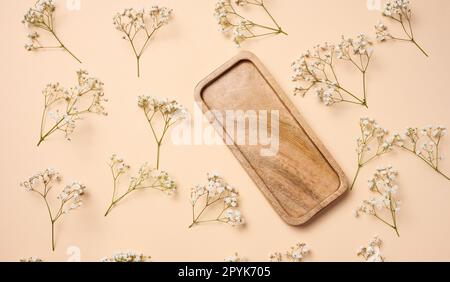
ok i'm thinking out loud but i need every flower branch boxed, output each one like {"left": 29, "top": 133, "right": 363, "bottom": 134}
{"left": 102, "top": 251, "right": 151, "bottom": 262}
{"left": 269, "top": 242, "right": 311, "bottom": 262}
{"left": 292, "top": 34, "right": 373, "bottom": 108}
{"left": 104, "top": 155, "right": 176, "bottom": 217}
{"left": 375, "top": 0, "right": 428, "bottom": 57}
{"left": 189, "top": 173, "right": 244, "bottom": 228}
{"left": 138, "top": 96, "right": 187, "bottom": 170}
{"left": 356, "top": 166, "right": 401, "bottom": 237}
{"left": 23, "top": 0, "right": 82, "bottom": 63}
{"left": 357, "top": 236, "right": 385, "bottom": 262}
{"left": 214, "top": 0, "right": 287, "bottom": 47}
{"left": 350, "top": 117, "right": 402, "bottom": 190}
{"left": 20, "top": 169, "right": 86, "bottom": 251}
{"left": 37, "top": 70, "right": 107, "bottom": 146}
{"left": 113, "top": 6, "right": 173, "bottom": 77}
{"left": 398, "top": 126, "right": 449, "bottom": 181}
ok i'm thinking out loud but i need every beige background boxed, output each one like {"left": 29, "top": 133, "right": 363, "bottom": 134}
{"left": 1, "top": 0, "right": 450, "bottom": 262}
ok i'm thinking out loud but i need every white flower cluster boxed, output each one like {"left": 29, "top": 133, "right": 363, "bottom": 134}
{"left": 357, "top": 117, "right": 402, "bottom": 157}
{"left": 286, "top": 243, "right": 310, "bottom": 262}
{"left": 105, "top": 155, "right": 177, "bottom": 216}
{"left": 383, "top": 0, "right": 411, "bottom": 18}
{"left": 269, "top": 242, "right": 311, "bottom": 262}
{"left": 190, "top": 173, "right": 244, "bottom": 228}
{"left": 23, "top": 0, "right": 56, "bottom": 51}
{"left": 336, "top": 34, "right": 373, "bottom": 59}
{"left": 352, "top": 119, "right": 450, "bottom": 190}
{"left": 20, "top": 257, "right": 44, "bottom": 262}
{"left": 23, "top": 0, "right": 55, "bottom": 27}
{"left": 58, "top": 182, "right": 86, "bottom": 215}
{"left": 401, "top": 126, "right": 447, "bottom": 167}
{"left": 214, "top": 0, "right": 285, "bottom": 47}
{"left": 268, "top": 252, "right": 282, "bottom": 262}
{"left": 374, "top": 0, "right": 411, "bottom": 43}
{"left": 20, "top": 168, "right": 60, "bottom": 192}
{"left": 22, "top": 0, "right": 81, "bottom": 62}
{"left": 113, "top": 8, "right": 145, "bottom": 33}
{"left": 38, "top": 70, "right": 107, "bottom": 145}
{"left": 138, "top": 96, "right": 187, "bottom": 121}
{"left": 113, "top": 6, "right": 172, "bottom": 76}
{"left": 374, "top": 0, "right": 428, "bottom": 57}
{"left": 102, "top": 251, "right": 150, "bottom": 262}
{"left": 357, "top": 236, "right": 385, "bottom": 262}
{"left": 292, "top": 35, "right": 372, "bottom": 107}
{"left": 129, "top": 164, "right": 177, "bottom": 196}
{"left": 20, "top": 169, "right": 85, "bottom": 250}
{"left": 113, "top": 6, "right": 172, "bottom": 34}
{"left": 110, "top": 154, "right": 131, "bottom": 175}
{"left": 224, "top": 252, "right": 243, "bottom": 262}
{"left": 356, "top": 167, "right": 401, "bottom": 236}
{"left": 374, "top": 21, "right": 392, "bottom": 42}
{"left": 356, "top": 166, "right": 400, "bottom": 216}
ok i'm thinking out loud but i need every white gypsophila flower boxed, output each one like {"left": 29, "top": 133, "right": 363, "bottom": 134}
{"left": 292, "top": 36, "right": 372, "bottom": 108}
{"left": 113, "top": 6, "right": 173, "bottom": 77}
{"left": 138, "top": 95, "right": 187, "bottom": 170}
{"left": 104, "top": 155, "right": 177, "bottom": 216}
{"left": 269, "top": 243, "right": 311, "bottom": 262}
{"left": 224, "top": 252, "right": 243, "bottom": 262}
{"left": 190, "top": 173, "right": 244, "bottom": 228}
{"left": 268, "top": 252, "right": 282, "bottom": 262}
{"left": 138, "top": 96, "right": 187, "bottom": 121}
{"left": 214, "top": 0, "right": 286, "bottom": 47}
{"left": 286, "top": 243, "right": 310, "bottom": 262}
{"left": 351, "top": 117, "right": 403, "bottom": 190}
{"left": 224, "top": 209, "right": 244, "bottom": 226}
{"left": 37, "top": 70, "right": 107, "bottom": 146}
{"left": 22, "top": 0, "right": 81, "bottom": 62}
{"left": 102, "top": 251, "right": 150, "bottom": 262}
{"left": 374, "top": 21, "right": 392, "bottom": 42}
{"left": 20, "top": 257, "right": 44, "bottom": 262}
{"left": 355, "top": 166, "right": 401, "bottom": 236}
{"left": 357, "top": 236, "right": 384, "bottom": 262}
{"left": 20, "top": 168, "right": 60, "bottom": 192}
{"left": 20, "top": 169, "right": 85, "bottom": 251}
{"left": 376, "top": 0, "right": 428, "bottom": 57}
{"left": 383, "top": 0, "right": 411, "bottom": 18}
{"left": 397, "top": 125, "right": 450, "bottom": 181}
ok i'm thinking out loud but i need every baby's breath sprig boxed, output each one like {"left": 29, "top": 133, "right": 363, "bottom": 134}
{"left": 214, "top": 0, "right": 287, "bottom": 47}
{"left": 398, "top": 126, "right": 449, "bottom": 181}
{"left": 357, "top": 236, "right": 385, "bottom": 262}
{"left": 20, "top": 169, "right": 86, "bottom": 251}
{"left": 104, "top": 155, "right": 177, "bottom": 217}
{"left": 37, "top": 70, "right": 107, "bottom": 146}
{"left": 113, "top": 6, "right": 172, "bottom": 77}
{"left": 22, "top": 0, "right": 82, "bottom": 63}
{"left": 292, "top": 34, "right": 373, "bottom": 108}
{"left": 224, "top": 253, "right": 244, "bottom": 262}
{"left": 356, "top": 167, "right": 401, "bottom": 237}
{"left": 20, "top": 257, "right": 44, "bottom": 262}
{"left": 375, "top": 0, "right": 428, "bottom": 57}
{"left": 350, "top": 117, "right": 402, "bottom": 190}
{"left": 189, "top": 173, "right": 244, "bottom": 228}
{"left": 269, "top": 242, "right": 311, "bottom": 262}
{"left": 351, "top": 119, "right": 450, "bottom": 190}
{"left": 138, "top": 96, "right": 187, "bottom": 170}
{"left": 102, "top": 251, "right": 151, "bottom": 262}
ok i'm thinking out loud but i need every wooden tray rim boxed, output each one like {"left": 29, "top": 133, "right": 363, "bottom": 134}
{"left": 194, "top": 51, "right": 348, "bottom": 225}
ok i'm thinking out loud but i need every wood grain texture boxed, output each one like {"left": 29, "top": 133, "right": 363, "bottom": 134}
{"left": 195, "top": 51, "right": 348, "bottom": 225}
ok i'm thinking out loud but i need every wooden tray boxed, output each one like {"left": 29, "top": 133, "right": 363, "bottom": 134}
{"left": 194, "top": 51, "right": 348, "bottom": 225}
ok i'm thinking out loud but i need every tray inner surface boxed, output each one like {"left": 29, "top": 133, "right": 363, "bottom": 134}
{"left": 200, "top": 59, "right": 341, "bottom": 220}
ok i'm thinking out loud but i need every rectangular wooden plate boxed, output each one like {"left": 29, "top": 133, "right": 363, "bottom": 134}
{"left": 194, "top": 51, "right": 348, "bottom": 225}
